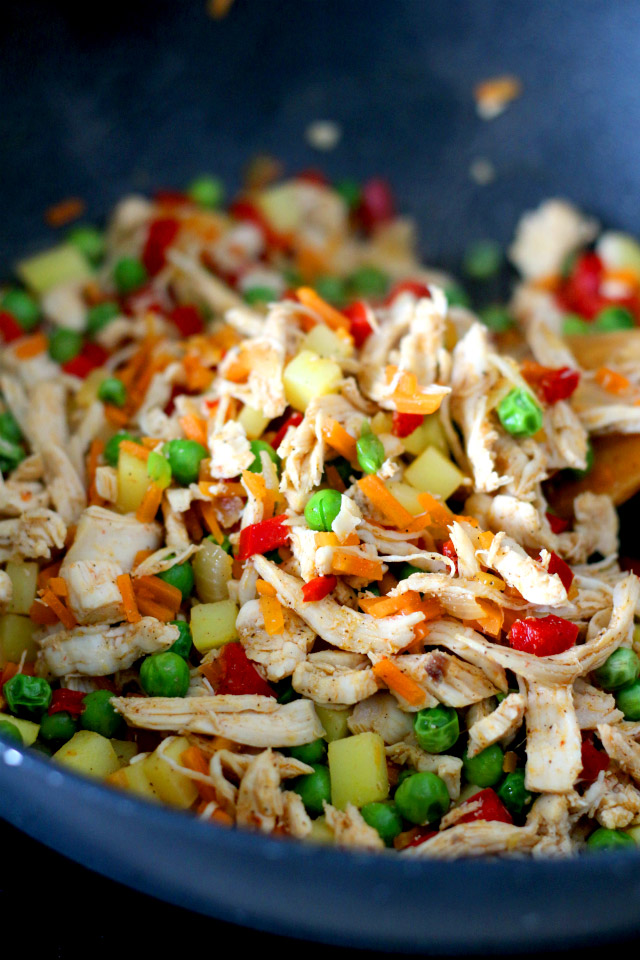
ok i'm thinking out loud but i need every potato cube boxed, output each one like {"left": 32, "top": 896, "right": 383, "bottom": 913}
{"left": 404, "top": 445, "right": 465, "bottom": 501}
{"left": 0, "top": 614, "right": 38, "bottom": 664}
{"left": 283, "top": 350, "right": 342, "bottom": 412}
{"left": 303, "top": 324, "right": 353, "bottom": 361}
{"left": 402, "top": 413, "right": 448, "bottom": 457}
{"left": 0, "top": 712, "right": 39, "bottom": 746}
{"left": 143, "top": 736, "right": 198, "bottom": 808}
{"left": 190, "top": 600, "right": 238, "bottom": 653}
{"left": 53, "top": 731, "right": 121, "bottom": 779}
{"left": 111, "top": 739, "right": 138, "bottom": 766}
{"left": 255, "top": 183, "right": 302, "bottom": 234}
{"left": 308, "top": 816, "right": 335, "bottom": 844}
{"left": 238, "top": 405, "right": 270, "bottom": 440}
{"left": 371, "top": 412, "right": 393, "bottom": 435}
{"left": 328, "top": 731, "right": 389, "bottom": 810}
{"left": 315, "top": 704, "right": 350, "bottom": 742}
{"left": 5, "top": 562, "right": 38, "bottom": 615}
{"left": 386, "top": 481, "right": 424, "bottom": 516}
{"left": 17, "top": 243, "right": 92, "bottom": 295}
{"left": 107, "top": 761, "right": 160, "bottom": 801}
{"left": 116, "top": 449, "right": 151, "bottom": 513}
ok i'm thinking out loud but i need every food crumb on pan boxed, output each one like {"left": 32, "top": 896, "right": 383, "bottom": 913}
{"left": 474, "top": 75, "right": 522, "bottom": 120}
{"left": 305, "top": 120, "right": 342, "bottom": 152}
{"left": 469, "top": 158, "right": 496, "bottom": 185}
{"left": 44, "top": 197, "right": 86, "bottom": 229}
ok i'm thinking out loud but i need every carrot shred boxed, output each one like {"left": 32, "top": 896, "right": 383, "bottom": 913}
{"left": 41, "top": 589, "right": 77, "bottom": 629}
{"left": 296, "top": 287, "right": 350, "bottom": 332}
{"left": 47, "top": 577, "right": 68, "bottom": 598}
{"left": 260, "top": 595, "right": 285, "bottom": 635}
{"left": 242, "top": 470, "right": 267, "bottom": 501}
{"left": 183, "top": 354, "right": 214, "bottom": 392}
{"left": 416, "top": 492, "right": 453, "bottom": 526}
{"left": 104, "top": 405, "right": 129, "bottom": 428}
{"left": 330, "top": 550, "right": 384, "bottom": 580}
{"left": 595, "top": 367, "right": 632, "bottom": 396}
{"left": 372, "top": 658, "right": 426, "bottom": 707}
{"left": 386, "top": 365, "right": 448, "bottom": 415}
{"left": 324, "top": 464, "right": 346, "bottom": 493}
{"left": 119, "top": 440, "right": 149, "bottom": 461}
{"left": 29, "top": 598, "right": 59, "bottom": 625}
{"left": 135, "top": 481, "right": 164, "bottom": 523}
{"left": 475, "top": 571, "right": 506, "bottom": 590}
{"left": 179, "top": 414, "right": 208, "bottom": 446}
{"left": 133, "top": 575, "right": 182, "bottom": 611}
{"left": 199, "top": 501, "right": 224, "bottom": 543}
{"left": 358, "top": 474, "right": 415, "bottom": 529}
{"left": 359, "top": 594, "right": 409, "bottom": 617}
{"left": 465, "top": 599, "right": 504, "bottom": 639}
{"left": 37, "top": 561, "right": 62, "bottom": 590}
{"left": 44, "top": 196, "right": 85, "bottom": 227}
{"left": 476, "top": 531, "right": 494, "bottom": 550}
{"left": 14, "top": 332, "right": 48, "bottom": 360}
{"left": 223, "top": 355, "right": 251, "bottom": 383}
{"left": 255, "top": 579, "right": 277, "bottom": 597}
{"left": 134, "top": 595, "right": 177, "bottom": 621}
{"left": 321, "top": 420, "right": 358, "bottom": 462}
{"left": 180, "top": 746, "right": 217, "bottom": 802}
{"left": 133, "top": 549, "right": 154, "bottom": 570}
{"left": 116, "top": 573, "right": 141, "bottom": 623}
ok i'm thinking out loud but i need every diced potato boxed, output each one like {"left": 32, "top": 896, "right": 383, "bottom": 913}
{"left": 5, "top": 562, "right": 38, "bottom": 615}
{"left": 303, "top": 323, "right": 354, "bottom": 361}
{"left": 116, "top": 449, "right": 151, "bottom": 513}
{"left": 192, "top": 539, "right": 233, "bottom": 603}
{"left": 238, "top": 405, "right": 270, "bottom": 440}
{"left": 255, "top": 183, "right": 302, "bottom": 234}
{"left": 386, "top": 481, "right": 424, "bottom": 516}
{"left": 328, "top": 731, "right": 389, "bottom": 810}
{"left": 111, "top": 739, "right": 138, "bottom": 766}
{"left": 16, "top": 243, "right": 92, "bottom": 295}
{"left": 0, "top": 614, "right": 38, "bottom": 664}
{"left": 74, "top": 369, "right": 105, "bottom": 409}
{"left": 308, "top": 816, "right": 334, "bottom": 844}
{"left": 404, "top": 445, "right": 465, "bottom": 501}
{"left": 402, "top": 413, "right": 448, "bottom": 457}
{"left": 107, "top": 760, "right": 160, "bottom": 801}
{"left": 190, "top": 599, "right": 238, "bottom": 653}
{"left": 596, "top": 231, "right": 640, "bottom": 275}
{"left": 315, "top": 704, "right": 351, "bottom": 742}
{"left": 283, "top": 350, "right": 342, "bottom": 412}
{"left": 0, "top": 712, "right": 39, "bottom": 746}
{"left": 143, "top": 736, "right": 199, "bottom": 808}
{"left": 624, "top": 825, "right": 640, "bottom": 845}
{"left": 371, "top": 411, "right": 393, "bottom": 435}
{"left": 53, "top": 730, "right": 121, "bottom": 778}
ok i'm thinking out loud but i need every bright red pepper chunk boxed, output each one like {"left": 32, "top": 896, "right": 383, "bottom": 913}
{"left": 237, "top": 515, "right": 290, "bottom": 562}
{"left": 62, "top": 342, "right": 108, "bottom": 378}
{"left": 522, "top": 362, "right": 580, "bottom": 405}
{"left": 142, "top": 217, "right": 180, "bottom": 277}
{"left": 508, "top": 614, "right": 579, "bottom": 656}
{"left": 579, "top": 735, "right": 610, "bottom": 783}
{"left": 170, "top": 304, "right": 204, "bottom": 337}
{"left": 545, "top": 551, "right": 574, "bottom": 592}
{"left": 556, "top": 252, "right": 604, "bottom": 319}
{"left": 546, "top": 512, "right": 570, "bottom": 535}
{"left": 48, "top": 688, "right": 86, "bottom": 717}
{"left": 216, "top": 642, "right": 275, "bottom": 697}
{"left": 392, "top": 411, "right": 424, "bottom": 438}
{"left": 154, "top": 189, "right": 189, "bottom": 207}
{"left": 384, "top": 279, "right": 431, "bottom": 305}
{"left": 404, "top": 827, "right": 438, "bottom": 848}
{"left": 456, "top": 788, "right": 513, "bottom": 825}
{"left": 272, "top": 412, "right": 303, "bottom": 451}
{"left": 301, "top": 575, "right": 337, "bottom": 602}
{"left": 358, "top": 177, "right": 395, "bottom": 233}
{"left": 441, "top": 539, "right": 458, "bottom": 573}
{"left": 342, "top": 301, "right": 373, "bottom": 348}
{"left": 0, "top": 311, "right": 25, "bottom": 343}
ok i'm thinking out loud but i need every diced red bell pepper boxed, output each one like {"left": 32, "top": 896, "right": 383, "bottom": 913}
{"left": 216, "top": 642, "right": 275, "bottom": 697}
{"left": 272, "top": 411, "right": 303, "bottom": 451}
{"left": 546, "top": 512, "right": 570, "bottom": 534}
{"left": 48, "top": 688, "right": 86, "bottom": 717}
{"left": 62, "top": 342, "right": 108, "bottom": 378}
{"left": 302, "top": 575, "right": 337, "bottom": 602}
{"left": 456, "top": 788, "right": 513, "bottom": 825}
{"left": 342, "top": 300, "right": 373, "bottom": 348}
{"left": 296, "top": 168, "right": 329, "bottom": 186}
{"left": 579, "top": 735, "right": 609, "bottom": 783}
{"left": 237, "top": 515, "right": 290, "bottom": 562}
{"left": 170, "top": 304, "right": 204, "bottom": 337}
{"left": 358, "top": 177, "right": 395, "bottom": 233}
{"left": 142, "top": 217, "right": 180, "bottom": 277}
{"left": 508, "top": 614, "right": 579, "bottom": 656}
{"left": 522, "top": 362, "right": 580, "bottom": 405}
{"left": 0, "top": 311, "right": 25, "bottom": 343}
{"left": 556, "top": 252, "right": 604, "bottom": 319}
{"left": 392, "top": 411, "right": 424, "bottom": 438}
{"left": 403, "top": 827, "right": 438, "bottom": 848}
{"left": 441, "top": 539, "right": 458, "bottom": 573}
{"left": 154, "top": 189, "right": 189, "bottom": 207}
{"left": 384, "top": 279, "right": 431, "bottom": 305}
{"left": 545, "top": 551, "right": 574, "bottom": 592}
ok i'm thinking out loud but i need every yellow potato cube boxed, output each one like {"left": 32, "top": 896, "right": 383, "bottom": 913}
{"left": 190, "top": 599, "right": 238, "bottom": 653}
{"left": 328, "top": 731, "right": 389, "bottom": 810}
{"left": 111, "top": 739, "right": 138, "bottom": 766}
{"left": 404, "top": 445, "right": 465, "bottom": 501}
{"left": 5, "top": 562, "right": 38, "bottom": 615}
{"left": 143, "top": 736, "right": 198, "bottom": 808}
{"left": 402, "top": 413, "right": 448, "bottom": 457}
{"left": 308, "top": 816, "right": 335, "bottom": 844}
{"left": 255, "top": 183, "right": 302, "bottom": 233}
{"left": 107, "top": 760, "right": 160, "bottom": 801}
{"left": 116, "top": 449, "right": 151, "bottom": 513}
{"left": 238, "top": 405, "right": 270, "bottom": 440}
{"left": 283, "top": 350, "right": 342, "bottom": 412}
{"left": 0, "top": 614, "right": 38, "bottom": 664}
{"left": 303, "top": 324, "right": 354, "bottom": 361}
{"left": 16, "top": 243, "right": 92, "bottom": 295}
{"left": 386, "top": 481, "right": 424, "bottom": 516}
{"left": 53, "top": 731, "right": 121, "bottom": 779}
{"left": 371, "top": 412, "right": 393, "bottom": 435}
{"left": 0, "top": 712, "right": 39, "bottom": 746}
{"left": 315, "top": 705, "right": 351, "bottom": 742}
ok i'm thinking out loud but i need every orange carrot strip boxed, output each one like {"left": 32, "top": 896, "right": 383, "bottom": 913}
{"left": 133, "top": 549, "right": 154, "bottom": 569}
{"left": 41, "top": 589, "right": 77, "bottom": 629}
{"left": 477, "top": 531, "right": 495, "bottom": 550}
{"left": 296, "top": 287, "right": 350, "bottom": 331}
{"left": 372, "top": 658, "right": 426, "bottom": 707}
{"left": 47, "top": 577, "right": 68, "bottom": 598}
{"left": 136, "top": 482, "right": 163, "bottom": 523}
{"left": 180, "top": 414, "right": 208, "bottom": 446}
{"left": 223, "top": 355, "right": 251, "bottom": 383}
{"left": 475, "top": 571, "right": 506, "bottom": 590}
{"left": 180, "top": 746, "right": 217, "bottom": 802}
{"left": 116, "top": 573, "right": 141, "bottom": 623}
{"left": 119, "top": 440, "right": 149, "bottom": 461}
{"left": 386, "top": 364, "right": 448, "bottom": 415}
{"left": 359, "top": 594, "right": 409, "bottom": 617}
{"left": 134, "top": 596, "right": 177, "bottom": 621}
{"left": 260, "top": 595, "right": 285, "bottom": 635}
{"left": 324, "top": 464, "right": 346, "bottom": 493}
{"left": 44, "top": 196, "right": 85, "bottom": 227}
{"left": 29, "top": 599, "right": 59, "bottom": 625}
{"left": 330, "top": 550, "right": 384, "bottom": 580}
{"left": 199, "top": 501, "right": 224, "bottom": 544}
{"left": 416, "top": 492, "right": 453, "bottom": 526}
{"left": 595, "top": 367, "right": 631, "bottom": 395}
{"left": 469, "top": 599, "right": 504, "bottom": 639}
{"left": 358, "top": 474, "right": 415, "bottom": 529}
{"left": 315, "top": 532, "right": 339, "bottom": 548}
{"left": 183, "top": 355, "right": 214, "bottom": 392}
{"left": 133, "top": 575, "right": 182, "bottom": 611}
{"left": 37, "top": 561, "right": 62, "bottom": 590}
{"left": 241, "top": 470, "right": 267, "bottom": 501}
{"left": 321, "top": 420, "right": 358, "bottom": 462}
{"left": 255, "top": 579, "right": 277, "bottom": 597}
{"left": 14, "top": 332, "right": 48, "bottom": 360}
{"left": 104, "top": 405, "right": 129, "bottom": 428}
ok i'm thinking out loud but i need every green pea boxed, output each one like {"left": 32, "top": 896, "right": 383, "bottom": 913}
{"left": 479, "top": 305, "right": 514, "bottom": 333}
{"left": 163, "top": 438, "right": 208, "bottom": 486}
{"left": 140, "top": 652, "right": 191, "bottom": 698}
{"left": 0, "top": 720, "right": 23, "bottom": 746}
{"left": 315, "top": 275, "right": 348, "bottom": 307}
{"left": 80, "top": 690, "right": 125, "bottom": 738}
{"left": 48, "top": 328, "right": 83, "bottom": 364}
{"left": 496, "top": 769, "right": 534, "bottom": 815}
{"left": 462, "top": 744, "right": 504, "bottom": 787}
{"left": 594, "top": 648, "right": 640, "bottom": 692}
{"left": 86, "top": 301, "right": 120, "bottom": 338}
{"left": 568, "top": 440, "right": 594, "bottom": 480}
{"left": 248, "top": 440, "right": 280, "bottom": 474}
{"left": 3, "top": 674, "right": 51, "bottom": 718}
{"left": 0, "top": 438, "right": 25, "bottom": 475}
{"left": 398, "top": 563, "right": 421, "bottom": 581}
{"left": 413, "top": 705, "right": 459, "bottom": 754}
{"left": 1, "top": 289, "right": 40, "bottom": 331}
{"left": 0, "top": 410, "right": 23, "bottom": 445}
{"left": 67, "top": 224, "right": 105, "bottom": 265}
{"left": 360, "top": 801, "right": 403, "bottom": 846}
{"left": 395, "top": 768, "right": 416, "bottom": 789}
{"left": 186, "top": 175, "right": 225, "bottom": 209}
{"left": 356, "top": 422, "right": 385, "bottom": 475}
{"left": 593, "top": 306, "right": 635, "bottom": 332}
{"left": 168, "top": 621, "right": 193, "bottom": 659}
{"left": 497, "top": 388, "right": 543, "bottom": 438}
{"left": 462, "top": 240, "right": 502, "bottom": 280}
{"left": 562, "top": 314, "right": 592, "bottom": 336}
{"left": 288, "top": 738, "right": 327, "bottom": 765}
{"left": 147, "top": 450, "right": 172, "bottom": 488}
{"left": 444, "top": 284, "right": 471, "bottom": 309}
{"left": 362, "top": 582, "right": 381, "bottom": 597}
{"left": 586, "top": 828, "right": 635, "bottom": 851}
{"left": 98, "top": 377, "right": 127, "bottom": 407}
{"left": 615, "top": 679, "right": 640, "bottom": 721}
{"left": 243, "top": 286, "right": 278, "bottom": 307}
{"left": 348, "top": 266, "right": 389, "bottom": 299}
{"left": 157, "top": 562, "right": 194, "bottom": 601}
{"left": 394, "top": 770, "right": 450, "bottom": 825}
{"left": 38, "top": 711, "right": 78, "bottom": 745}
{"left": 291, "top": 763, "right": 331, "bottom": 816}
{"left": 334, "top": 178, "right": 361, "bottom": 211}
{"left": 104, "top": 431, "right": 138, "bottom": 467}
{"left": 304, "top": 489, "right": 343, "bottom": 532}
{"left": 113, "top": 257, "right": 147, "bottom": 295}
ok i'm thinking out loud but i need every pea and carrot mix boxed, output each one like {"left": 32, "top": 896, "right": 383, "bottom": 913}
{"left": 2, "top": 172, "right": 640, "bottom": 855}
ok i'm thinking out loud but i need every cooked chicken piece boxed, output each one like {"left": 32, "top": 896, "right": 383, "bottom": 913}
{"left": 467, "top": 693, "right": 526, "bottom": 757}
{"left": 7, "top": 454, "right": 44, "bottom": 483}
{"left": 383, "top": 652, "right": 499, "bottom": 709}
{"left": 526, "top": 794, "right": 575, "bottom": 857}
{"left": 279, "top": 790, "right": 313, "bottom": 839}
{"left": 67, "top": 402, "right": 108, "bottom": 478}
{"left": 94, "top": 466, "right": 118, "bottom": 504}
{"left": 526, "top": 315, "right": 579, "bottom": 371}
{"left": 465, "top": 698, "right": 496, "bottom": 729}
{"left": 208, "top": 748, "right": 311, "bottom": 817}
{"left": 111, "top": 694, "right": 325, "bottom": 748}
{"left": 292, "top": 651, "right": 379, "bottom": 705}
{"left": 61, "top": 506, "right": 161, "bottom": 574}
{"left": 236, "top": 598, "right": 315, "bottom": 682}
{"left": 207, "top": 420, "right": 254, "bottom": 480}
{"left": 572, "top": 575, "right": 638, "bottom": 673}
{"left": 288, "top": 526, "right": 320, "bottom": 582}
{"left": 217, "top": 306, "right": 288, "bottom": 419}
{"left": 236, "top": 748, "right": 298, "bottom": 834}
{"left": 402, "top": 820, "right": 537, "bottom": 859}
{"left": 448, "top": 522, "right": 481, "bottom": 579}
{"left": 323, "top": 802, "right": 384, "bottom": 850}
{"left": 542, "top": 401, "right": 588, "bottom": 474}
{"left": 331, "top": 494, "right": 362, "bottom": 541}
{"left": 385, "top": 742, "right": 462, "bottom": 799}
{"left": 598, "top": 723, "right": 640, "bottom": 786}
{"left": 65, "top": 560, "right": 125, "bottom": 625}
{"left": 583, "top": 768, "right": 640, "bottom": 830}
{"left": 0, "top": 474, "right": 48, "bottom": 517}
{"left": 38, "top": 618, "right": 178, "bottom": 677}
{"left": 348, "top": 692, "right": 415, "bottom": 744}
{"left": 508, "top": 199, "right": 598, "bottom": 280}
{"left": 0, "top": 509, "right": 66, "bottom": 562}
{"left": 390, "top": 571, "right": 521, "bottom": 622}
{"left": 524, "top": 681, "right": 582, "bottom": 793}
{"left": 479, "top": 531, "right": 567, "bottom": 606}
{"left": 24, "top": 381, "right": 68, "bottom": 451}
{"left": 573, "top": 678, "right": 623, "bottom": 729}
{"left": 41, "top": 281, "right": 86, "bottom": 331}
{"left": 167, "top": 248, "right": 260, "bottom": 324}
{"left": 39, "top": 445, "right": 86, "bottom": 525}
{"left": 132, "top": 544, "right": 197, "bottom": 578}
{"left": 0, "top": 570, "right": 12, "bottom": 611}
{"left": 253, "top": 556, "right": 423, "bottom": 656}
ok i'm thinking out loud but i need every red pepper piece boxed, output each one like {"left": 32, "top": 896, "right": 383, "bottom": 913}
{"left": 545, "top": 551, "right": 574, "bottom": 592}
{"left": 392, "top": 411, "right": 424, "bottom": 438}
{"left": 404, "top": 827, "right": 438, "bottom": 848}
{"left": 0, "top": 311, "right": 25, "bottom": 343}
{"left": 358, "top": 177, "right": 395, "bottom": 233}
{"left": 546, "top": 512, "right": 570, "bottom": 535}
{"left": 580, "top": 735, "right": 610, "bottom": 783}
{"left": 508, "top": 614, "right": 579, "bottom": 656}
{"left": 296, "top": 168, "right": 329, "bottom": 186}
{"left": 62, "top": 342, "right": 108, "bottom": 378}
{"left": 302, "top": 575, "right": 337, "bottom": 602}
{"left": 237, "top": 515, "right": 290, "bottom": 562}
{"left": 142, "top": 217, "right": 180, "bottom": 277}
{"left": 154, "top": 189, "right": 189, "bottom": 207}
{"left": 441, "top": 539, "right": 458, "bottom": 573}
{"left": 456, "top": 788, "right": 513, "bottom": 825}
{"left": 170, "top": 304, "right": 204, "bottom": 337}
{"left": 342, "top": 301, "right": 373, "bottom": 348}
{"left": 556, "top": 252, "right": 604, "bottom": 319}
{"left": 384, "top": 279, "right": 431, "bottom": 305}
{"left": 272, "top": 412, "right": 303, "bottom": 451}
{"left": 48, "top": 688, "right": 86, "bottom": 717}
{"left": 522, "top": 362, "right": 580, "bottom": 404}
{"left": 216, "top": 642, "right": 275, "bottom": 697}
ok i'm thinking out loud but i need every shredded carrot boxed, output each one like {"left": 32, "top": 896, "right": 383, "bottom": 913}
{"left": 595, "top": 366, "right": 632, "bottom": 395}
{"left": 41, "top": 589, "right": 77, "bottom": 629}
{"left": 315, "top": 532, "right": 339, "bottom": 548}
{"left": 386, "top": 365, "right": 448, "bottom": 415}
{"left": 37, "top": 561, "right": 62, "bottom": 590}
{"left": 242, "top": 470, "right": 267, "bottom": 501}
{"left": 133, "top": 575, "right": 182, "bottom": 611}
{"left": 604, "top": 267, "right": 640, "bottom": 289}
{"left": 359, "top": 594, "right": 410, "bottom": 617}
{"left": 330, "top": 550, "right": 384, "bottom": 580}
{"left": 47, "top": 577, "right": 68, "bottom": 598}
{"left": 416, "top": 492, "right": 453, "bottom": 526}
{"left": 199, "top": 501, "right": 224, "bottom": 543}
{"left": 198, "top": 481, "right": 214, "bottom": 499}
{"left": 324, "top": 464, "right": 346, "bottom": 493}
{"left": 14, "top": 332, "right": 48, "bottom": 360}
{"left": 466, "top": 599, "right": 504, "bottom": 639}
{"left": 104, "top": 405, "right": 129, "bottom": 429}
{"left": 134, "top": 596, "right": 177, "bottom": 621}
{"left": 372, "top": 658, "right": 426, "bottom": 707}
{"left": 358, "top": 474, "right": 415, "bottom": 529}
{"left": 44, "top": 196, "right": 85, "bottom": 227}
{"left": 476, "top": 530, "right": 495, "bottom": 550}
{"left": 223, "top": 354, "right": 251, "bottom": 383}
{"left": 179, "top": 414, "right": 208, "bottom": 446}
{"left": 119, "top": 440, "right": 149, "bottom": 461}
{"left": 140, "top": 436, "right": 163, "bottom": 449}
{"left": 29, "top": 598, "right": 59, "bottom": 625}
{"left": 255, "top": 579, "right": 277, "bottom": 597}
{"left": 133, "top": 549, "right": 154, "bottom": 570}
{"left": 475, "top": 571, "right": 506, "bottom": 590}
{"left": 321, "top": 420, "right": 358, "bottom": 462}
{"left": 116, "top": 573, "right": 141, "bottom": 623}
{"left": 180, "top": 746, "right": 217, "bottom": 802}
{"left": 296, "top": 287, "right": 350, "bottom": 332}
{"left": 1, "top": 662, "right": 35, "bottom": 686}
{"left": 260, "top": 594, "right": 285, "bottom": 635}
{"left": 183, "top": 354, "right": 214, "bottom": 392}
{"left": 136, "top": 481, "right": 164, "bottom": 523}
